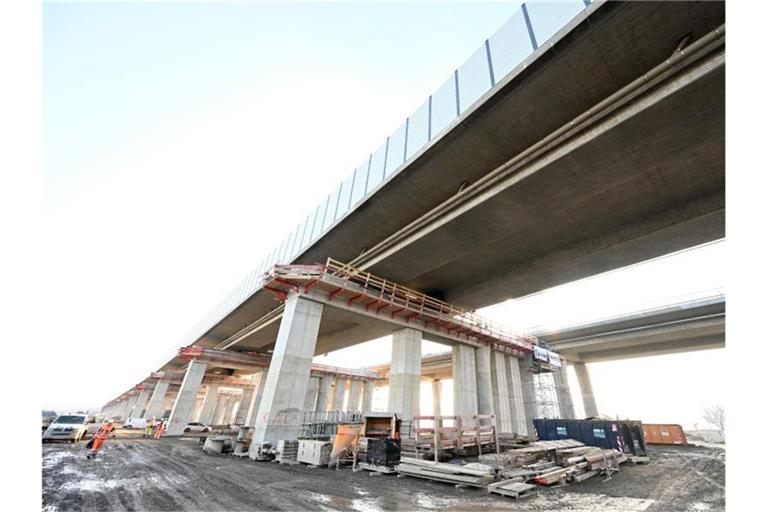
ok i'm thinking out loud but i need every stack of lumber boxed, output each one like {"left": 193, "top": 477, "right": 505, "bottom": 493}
{"left": 533, "top": 467, "right": 568, "bottom": 486}
{"left": 396, "top": 458, "right": 494, "bottom": 487}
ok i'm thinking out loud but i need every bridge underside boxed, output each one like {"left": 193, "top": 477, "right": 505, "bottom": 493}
{"left": 162, "top": 1, "right": 724, "bottom": 365}
{"left": 538, "top": 296, "right": 726, "bottom": 362}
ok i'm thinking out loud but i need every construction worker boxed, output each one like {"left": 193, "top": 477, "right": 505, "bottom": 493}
{"left": 144, "top": 418, "right": 155, "bottom": 438}
{"left": 154, "top": 419, "right": 166, "bottom": 439}
{"left": 86, "top": 421, "right": 116, "bottom": 460}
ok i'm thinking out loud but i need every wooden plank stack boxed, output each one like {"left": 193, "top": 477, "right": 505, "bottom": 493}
{"left": 396, "top": 457, "right": 494, "bottom": 487}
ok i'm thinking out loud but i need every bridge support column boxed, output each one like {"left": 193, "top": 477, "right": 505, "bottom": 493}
{"left": 164, "top": 391, "right": 179, "bottom": 419}
{"left": 507, "top": 356, "right": 529, "bottom": 436}
{"left": 304, "top": 377, "right": 320, "bottom": 412}
{"left": 362, "top": 380, "right": 374, "bottom": 412}
{"left": 347, "top": 380, "right": 363, "bottom": 411}
{"left": 432, "top": 379, "right": 442, "bottom": 417}
{"left": 239, "top": 371, "right": 266, "bottom": 426}
{"left": 331, "top": 378, "right": 346, "bottom": 410}
{"left": 574, "top": 361, "right": 598, "bottom": 417}
{"left": 198, "top": 384, "right": 220, "bottom": 425}
{"left": 213, "top": 393, "right": 229, "bottom": 425}
{"left": 235, "top": 387, "right": 254, "bottom": 425}
{"left": 554, "top": 361, "right": 575, "bottom": 419}
{"left": 143, "top": 381, "right": 170, "bottom": 419}
{"left": 475, "top": 346, "right": 494, "bottom": 417}
{"left": 316, "top": 376, "right": 333, "bottom": 412}
{"left": 133, "top": 387, "right": 152, "bottom": 418}
{"left": 491, "top": 352, "right": 512, "bottom": 433}
{"left": 518, "top": 356, "right": 538, "bottom": 436}
{"left": 166, "top": 360, "right": 207, "bottom": 436}
{"left": 453, "top": 344, "right": 478, "bottom": 418}
{"left": 122, "top": 393, "right": 140, "bottom": 419}
{"left": 252, "top": 295, "right": 324, "bottom": 445}
{"left": 115, "top": 398, "right": 130, "bottom": 420}
{"left": 388, "top": 328, "right": 422, "bottom": 421}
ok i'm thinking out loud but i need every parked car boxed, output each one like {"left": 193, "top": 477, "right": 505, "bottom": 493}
{"left": 184, "top": 422, "right": 211, "bottom": 433}
{"left": 42, "top": 414, "right": 88, "bottom": 443}
{"left": 122, "top": 417, "right": 148, "bottom": 429}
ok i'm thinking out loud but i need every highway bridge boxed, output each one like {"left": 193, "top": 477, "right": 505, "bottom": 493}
{"left": 101, "top": 1, "right": 726, "bottom": 445}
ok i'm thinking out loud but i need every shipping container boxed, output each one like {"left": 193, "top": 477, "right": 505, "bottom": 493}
{"left": 642, "top": 423, "right": 688, "bottom": 445}
{"left": 533, "top": 418, "right": 648, "bottom": 457}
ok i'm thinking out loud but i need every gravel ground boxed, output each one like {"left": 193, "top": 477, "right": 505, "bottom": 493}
{"left": 42, "top": 437, "right": 724, "bottom": 512}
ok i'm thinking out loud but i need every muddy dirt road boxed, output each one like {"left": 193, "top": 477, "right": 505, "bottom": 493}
{"left": 42, "top": 438, "right": 724, "bottom": 511}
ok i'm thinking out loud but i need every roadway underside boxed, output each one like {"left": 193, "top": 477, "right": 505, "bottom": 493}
{"left": 165, "top": 1, "right": 724, "bottom": 366}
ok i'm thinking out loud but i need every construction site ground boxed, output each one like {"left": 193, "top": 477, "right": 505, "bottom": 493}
{"left": 42, "top": 432, "right": 725, "bottom": 512}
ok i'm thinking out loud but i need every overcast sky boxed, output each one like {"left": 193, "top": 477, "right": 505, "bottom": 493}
{"left": 42, "top": 1, "right": 724, "bottom": 429}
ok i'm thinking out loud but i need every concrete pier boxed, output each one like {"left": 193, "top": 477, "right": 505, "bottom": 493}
{"left": 252, "top": 295, "right": 323, "bottom": 444}
{"left": 123, "top": 393, "right": 140, "bottom": 419}
{"left": 475, "top": 346, "right": 494, "bottom": 416}
{"left": 304, "top": 377, "right": 320, "bottom": 412}
{"left": 346, "top": 380, "right": 362, "bottom": 411}
{"left": 362, "top": 380, "right": 374, "bottom": 413}
{"left": 132, "top": 388, "right": 152, "bottom": 418}
{"left": 331, "top": 378, "right": 346, "bottom": 410}
{"left": 432, "top": 379, "right": 442, "bottom": 417}
{"left": 554, "top": 361, "right": 575, "bottom": 419}
{"left": 316, "top": 376, "right": 333, "bottom": 412}
{"left": 574, "top": 361, "right": 598, "bottom": 417}
{"left": 453, "top": 344, "right": 478, "bottom": 417}
{"left": 198, "top": 385, "right": 220, "bottom": 425}
{"left": 507, "top": 356, "right": 529, "bottom": 436}
{"left": 166, "top": 360, "right": 207, "bottom": 436}
{"left": 240, "top": 371, "right": 266, "bottom": 426}
{"left": 143, "top": 381, "right": 170, "bottom": 419}
{"left": 236, "top": 386, "right": 255, "bottom": 425}
{"left": 212, "top": 393, "right": 229, "bottom": 425}
{"left": 518, "top": 357, "right": 538, "bottom": 436}
{"left": 491, "top": 352, "right": 512, "bottom": 433}
{"left": 387, "top": 328, "right": 422, "bottom": 420}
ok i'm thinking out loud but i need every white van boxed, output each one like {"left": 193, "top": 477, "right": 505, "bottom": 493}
{"left": 42, "top": 414, "right": 88, "bottom": 442}
{"left": 122, "top": 417, "right": 148, "bottom": 429}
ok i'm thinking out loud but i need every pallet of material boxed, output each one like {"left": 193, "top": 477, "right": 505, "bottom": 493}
{"left": 396, "top": 458, "right": 494, "bottom": 487}
{"left": 275, "top": 440, "right": 299, "bottom": 464}
{"left": 488, "top": 480, "right": 538, "bottom": 500}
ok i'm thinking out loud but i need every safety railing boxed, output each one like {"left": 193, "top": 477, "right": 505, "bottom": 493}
{"left": 264, "top": 258, "right": 537, "bottom": 354}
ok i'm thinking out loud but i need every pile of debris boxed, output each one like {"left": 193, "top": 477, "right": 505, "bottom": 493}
{"left": 394, "top": 438, "right": 627, "bottom": 500}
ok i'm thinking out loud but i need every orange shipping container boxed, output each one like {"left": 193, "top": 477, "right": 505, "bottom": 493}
{"left": 642, "top": 423, "right": 687, "bottom": 445}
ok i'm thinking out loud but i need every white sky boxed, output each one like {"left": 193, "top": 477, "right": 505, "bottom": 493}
{"left": 41, "top": 2, "right": 725, "bottom": 430}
